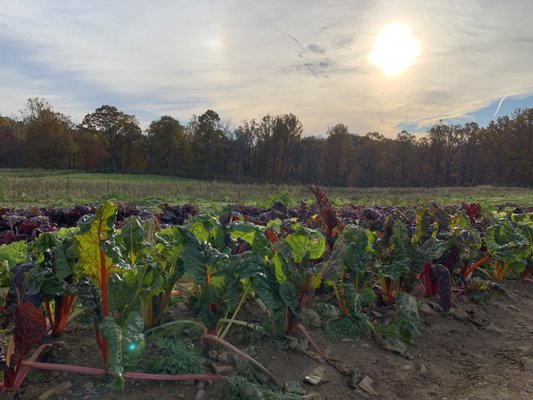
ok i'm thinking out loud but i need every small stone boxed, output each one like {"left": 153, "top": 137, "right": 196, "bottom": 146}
{"left": 82, "top": 382, "right": 94, "bottom": 391}
{"left": 419, "top": 303, "right": 438, "bottom": 316}
{"left": 302, "top": 393, "right": 325, "bottom": 400}
{"left": 521, "top": 357, "right": 533, "bottom": 372}
{"left": 196, "top": 382, "right": 205, "bottom": 390}
{"left": 304, "top": 350, "right": 325, "bottom": 362}
{"left": 217, "top": 351, "right": 233, "bottom": 364}
{"left": 361, "top": 343, "right": 370, "bottom": 349}
{"left": 420, "top": 363, "right": 428, "bottom": 374}
{"left": 340, "top": 338, "right": 355, "bottom": 343}
{"left": 212, "top": 364, "right": 235, "bottom": 375}
{"left": 400, "top": 364, "right": 414, "bottom": 371}
{"left": 195, "top": 389, "right": 206, "bottom": 400}
{"left": 304, "top": 366, "right": 326, "bottom": 386}
{"left": 176, "top": 394, "right": 185, "bottom": 400}
{"left": 358, "top": 376, "right": 378, "bottom": 396}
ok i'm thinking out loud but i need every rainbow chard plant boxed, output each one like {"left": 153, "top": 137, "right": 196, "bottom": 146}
{"left": 374, "top": 219, "right": 413, "bottom": 304}
{"left": 485, "top": 218, "right": 530, "bottom": 281}
{"left": 0, "top": 302, "right": 48, "bottom": 392}
{"left": 322, "top": 225, "right": 375, "bottom": 318}
{"left": 272, "top": 223, "right": 326, "bottom": 334}
{"left": 72, "top": 201, "right": 145, "bottom": 388}
{"left": 180, "top": 229, "right": 240, "bottom": 334}
{"left": 25, "top": 229, "right": 78, "bottom": 337}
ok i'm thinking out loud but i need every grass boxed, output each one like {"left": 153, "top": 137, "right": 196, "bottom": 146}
{"left": 0, "top": 168, "right": 532, "bottom": 209}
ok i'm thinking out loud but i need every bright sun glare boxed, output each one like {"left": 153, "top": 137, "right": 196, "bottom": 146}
{"left": 369, "top": 22, "right": 421, "bottom": 78}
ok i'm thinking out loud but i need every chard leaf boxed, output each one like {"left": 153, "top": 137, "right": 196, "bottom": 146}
{"left": 394, "top": 292, "right": 420, "bottom": 343}
{"left": 73, "top": 201, "right": 118, "bottom": 283}
{"left": 272, "top": 252, "right": 288, "bottom": 284}
{"left": 284, "top": 226, "right": 326, "bottom": 263}
{"left": 279, "top": 281, "right": 298, "bottom": 312}
{"left": 0, "top": 241, "right": 28, "bottom": 269}
{"left": 230, "top": 222, "right": 270, "bottom": 258}
{"left": 485, "top": 219, "right": 530, "bottom": 272}
{"left": 13, "top": 302, "right": 47, "bottom": 359}
{"left": 120, "top": 216, "right": 145, "bottom": 264}
{"left": 76, "top": 276, "right": 102, "bottom": 323}
{"left": 186, "top": 215, "right": 226, "bottom": 250}
{"left": 100, "top": 311, "right": 145, "bottom": 387}
{"left": 379, "top": 221, "right": 412, "bottom": 280}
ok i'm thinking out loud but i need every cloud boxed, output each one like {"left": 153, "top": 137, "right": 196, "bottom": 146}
{"left": 307, "top": 43, "right": 326, "bottom": 54}
{"left": 0, "top": 0, "right": 532, "bottom": 137}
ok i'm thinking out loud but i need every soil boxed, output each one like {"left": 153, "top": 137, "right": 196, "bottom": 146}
{"left": 8, "top": 280, "right": 533, "bottom": 400}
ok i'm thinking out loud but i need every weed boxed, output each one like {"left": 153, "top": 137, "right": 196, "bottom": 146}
{"left": 140, "top": 337, "right": 204, "bottom": 375}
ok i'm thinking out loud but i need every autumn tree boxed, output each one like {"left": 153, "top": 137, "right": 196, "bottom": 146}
{"left": 80, "top": 105, "right": 142, "bottom": 172}
{"left": 147, "top": 116, "right": 188, "bottom": 174}
{"left": 0, "top": 116, "right": 23, "bottom": 167}
{"left": 20, "top": 98, "right": 77, "bottom": 169}
{"left": 189, "top": 110, "right": 227, "bottom": 178}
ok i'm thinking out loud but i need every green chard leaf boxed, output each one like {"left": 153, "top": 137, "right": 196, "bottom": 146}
{"left": 394, "top": 292, "right": 420, "bottom": 344}
{"left": 284, "top": 225, "right": 326, "bottom": 263}
{"left": 100, "top": 311, "right": 145, "bottom": 388}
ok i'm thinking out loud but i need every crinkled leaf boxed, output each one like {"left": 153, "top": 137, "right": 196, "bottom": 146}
{"left": 394, "top": 292, "right": 420, "bottom": 343}
{"left": 0, "top": 241, "right": 29, "bottom": 279}
{"left": 75, "top": 276, "right": 102, "bottom": 323}
{"left": 279, "top": 281, "right": 298, "bottom": 312}
{"left": 379, "top": 221, "right": 412, "bottom": 280}
{"left": 185, "top": 215, "right": 226, "bottom": 250}
{"left": 485, "top": 219, "right": 530, "bottom": 272}
{"left": 73, "top": 201, "right": 118, "bottom": 283}
{"left": 284, "top": 226, "right": 326, "bottom": 263}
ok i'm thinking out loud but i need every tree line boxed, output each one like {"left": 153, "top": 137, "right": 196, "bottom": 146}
{"left": 1, "top": 98, "right": 532, "bottom": 187}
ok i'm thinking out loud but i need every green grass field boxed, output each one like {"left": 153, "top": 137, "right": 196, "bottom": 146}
{"left": 0, "top": 168, "right": 532, "bottom": 209}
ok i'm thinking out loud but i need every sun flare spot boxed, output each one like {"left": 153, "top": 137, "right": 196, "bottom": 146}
{"left": 369, "top": 22, "right": 421, "bottom": 78}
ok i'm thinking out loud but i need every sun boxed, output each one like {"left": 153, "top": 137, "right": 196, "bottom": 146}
{"left": 369, "top": 22, "right": 421, "bottom": 78}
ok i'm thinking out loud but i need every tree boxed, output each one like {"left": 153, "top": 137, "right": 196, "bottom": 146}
{"left": 80, "top": 105, "right": 141, "bottom": 172}
{"left": 189, "top": 110, "right": 226, "bottom": 178}
{"left": 20, "top": 98, "right": 77, "bottom": 169}
{"left": 146, "top": 116, "right": 188, "bottom": 174}
{"left": 0, "top": 116, "right": 23, "bottom": 167}
{"left": 73, "top": 128, "right": 109, "bottom": 171}
{"left": 320, "top": 124, "right": 353, "bottom": 186}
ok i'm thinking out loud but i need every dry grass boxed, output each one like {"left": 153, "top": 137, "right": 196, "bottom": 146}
{"left": 0, "top": 169, "right": 532, "bottom": 209}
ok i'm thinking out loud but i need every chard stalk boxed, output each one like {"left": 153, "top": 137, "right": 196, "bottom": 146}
{"left": 219, "top": 284, "right": 251, "bottom": 340}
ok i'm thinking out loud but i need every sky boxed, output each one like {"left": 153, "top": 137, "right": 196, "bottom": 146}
{"left": 1, "top": 0, "right": 533, "bottom": 137}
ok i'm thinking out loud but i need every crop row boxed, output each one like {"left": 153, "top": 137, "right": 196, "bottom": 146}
{"left": 0, "top": 186, "right": 532, "bottom": 394}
